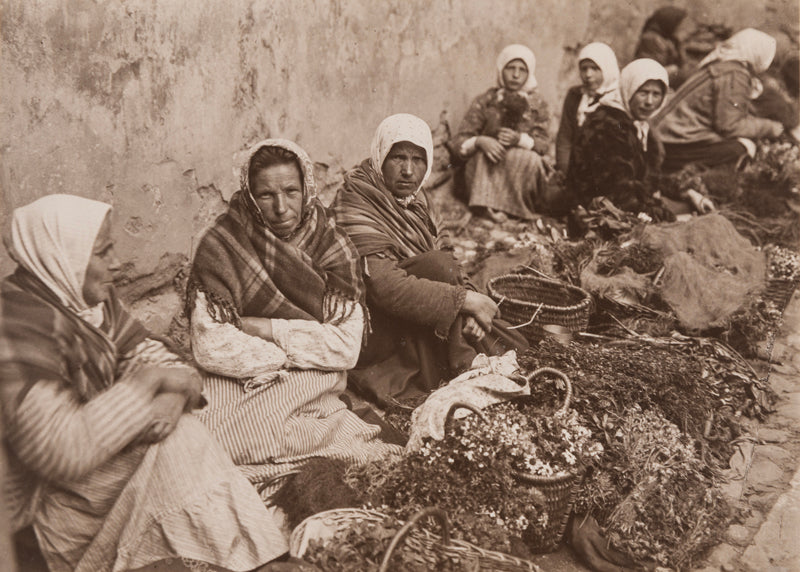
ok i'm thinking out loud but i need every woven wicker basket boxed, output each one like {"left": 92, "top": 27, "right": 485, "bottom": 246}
{"left": 488, "top": 274, "right": 593, "bottom": 343}
{"left": 503, "top": 368, "right": 581, "bottom": 553}
{"left": 290, "top": 506, "right": 541, "bottom": 571}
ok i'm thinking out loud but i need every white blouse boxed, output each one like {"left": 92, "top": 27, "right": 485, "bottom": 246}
{"left": 190, "top": 291, "right": 364, "bottom": 379}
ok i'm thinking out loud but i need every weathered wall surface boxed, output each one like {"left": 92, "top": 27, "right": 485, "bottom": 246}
{"left": 1, "top": 0, "right": 797, "bottom": 332}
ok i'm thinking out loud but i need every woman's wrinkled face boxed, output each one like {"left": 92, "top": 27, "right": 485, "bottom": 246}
{"left": 502, "top": 59, "right": 529, "bottom": 91}
{"left": 579, "top": 59, "right": 604, "bottom": 95}
{"left": 82, "top": 214, "right": 120, "bottom": 306}
{"left": 381, "top": 141, "right": 427, "bottom": 198}
{"left": 251, "top": 162, "right": 304, "bottom": 238}
{"left": 628, "top": 80, "right": 665, "bottom": 120}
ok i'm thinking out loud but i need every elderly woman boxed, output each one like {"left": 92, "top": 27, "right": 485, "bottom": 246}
{"left": 453, "top": 44, "right": 551, "bottom": 222}
{"left": 653, "top": 28, "right": 785, "bottom": 172}
{"left": 0, "top": 195, "right": 286, "bottom": 572}
{"left": 555, "top": 42, "right": 620, "bottom": 172}
{"left": 634, "top": 6, "right": 690, "bottom": 86}
{"left": 566, "top": 59, "right": 714, "bottom": 221}
{"left": 187, "top": 139, "right": 400, "bottom": 496}
{"left": 332, "top": 114, "right": 528, "bottom": 406}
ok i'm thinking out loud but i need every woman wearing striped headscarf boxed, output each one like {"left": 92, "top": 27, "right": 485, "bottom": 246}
{"left": 0, "top": 194, "right": 287, "bottom": 572}
{"left": 332, "top": 114, "right": 527, "bottom": 406}
{"left": 187, "top": 139, "right": 400, "bottom": 499}
{"left": 453, "top": 44, "right": 552, "bottom": 222}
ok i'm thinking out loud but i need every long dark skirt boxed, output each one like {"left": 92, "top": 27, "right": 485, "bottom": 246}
{"left": 348, "top": 250, "right": 528, "bottom": 406}
{"left": 662, "top": 140, "right": 748, "bottom": 172}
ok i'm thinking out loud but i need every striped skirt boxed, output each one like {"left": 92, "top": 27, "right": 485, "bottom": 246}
{"left": 466, "top": 147, "right": 547, "bottom": 220}
{"left": 32, "top": 415, "right": 287, "bottom": 572}
{"left": 195, "top": 370, "right": 402, "bottom": 497}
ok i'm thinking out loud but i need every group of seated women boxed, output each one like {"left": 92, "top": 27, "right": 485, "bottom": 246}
{"left": 460, "top": 26, "right": 793, "bottom": 224}
{"left": 1, "top": 19, "right": 796, "bottom": 572}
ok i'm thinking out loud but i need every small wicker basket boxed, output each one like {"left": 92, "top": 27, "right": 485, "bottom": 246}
{"left": 290, "top": 506, "right": 541, "bottom": 571}
{"left": 487, "top": 274, "right": 593, "bottom": 343}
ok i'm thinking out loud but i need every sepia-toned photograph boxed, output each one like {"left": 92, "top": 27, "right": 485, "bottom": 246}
{"left": 1, "top": 1, "right": 798, "bottom": 570}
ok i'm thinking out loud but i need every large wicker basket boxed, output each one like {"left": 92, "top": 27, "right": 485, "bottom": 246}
{"left": 487, "top": 274, "right": 593, "bottom": 343}
{"left": 290, "top": 506, "right": 541, "bottom": 571}
{"left": 494, "top": 367, "right": 582, "bottom": 553}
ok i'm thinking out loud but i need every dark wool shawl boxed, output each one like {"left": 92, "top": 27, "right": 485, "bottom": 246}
{"left": 188, "top": 190, "right": 364, "bottom": 326}
{"left": 331, "top": 160, "right": 450, "bottom": 261}
{"left": 0, "top": 269, "right": 149, "bottom": 404}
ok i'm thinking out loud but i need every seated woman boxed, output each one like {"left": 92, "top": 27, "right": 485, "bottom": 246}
{"left": 653, "top": 28, "right": 785, "bottom": 172}
{"left": 566, "top": 59, "right": 714, "bottom": 222}
{"left": 555, "top": 42, "right": 620, "bottom": 172}
{"left": 187, "top": 139, "right": 400, "bottom": 496}
{"left": 0, "top": 194, "right": 286, "bottom": 572}
{"left": 453, "top": 44, "right": 551, "bottom": 222}
{"left": 634, "top": 6, "right": 691, "bottom": 87}
{"left": 332, "top": 113, "right": 528, "bottom": 406}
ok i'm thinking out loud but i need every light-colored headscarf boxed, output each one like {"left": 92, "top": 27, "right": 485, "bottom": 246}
{"left": 4, "top": 194, "right": 112, "bottom": 320}
{"left": 599, "top": 58, "right": 669, "bottom": 150}
{"left": 576, "top": 42, "right": 621, "bottom": 126}
{"left": 370, "top": 113, "right": 434, "bottom": 205}
{"left": 240, "top": 138, "right": 318, "bottom": 228}
{"left": 496, "top": 44, "right": 538, "bottom": 91}
{"left": 699, "top": 28, "right": 777, "bottom": 74}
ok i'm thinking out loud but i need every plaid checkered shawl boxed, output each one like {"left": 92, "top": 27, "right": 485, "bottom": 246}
{"left": 187, "top": 140, "right": 363, "bottom": 326}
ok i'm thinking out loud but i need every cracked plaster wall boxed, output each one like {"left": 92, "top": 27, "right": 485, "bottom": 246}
{"left": 1, "top": 0, "right": 797, "bottom": 332}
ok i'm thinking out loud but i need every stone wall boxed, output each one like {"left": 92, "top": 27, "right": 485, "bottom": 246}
{"left": 1, "top": 0, "right": 797, "bottom": 332}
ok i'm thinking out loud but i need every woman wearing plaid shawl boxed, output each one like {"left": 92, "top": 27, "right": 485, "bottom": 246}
{"left": 0, "top": 194, "right": 287, "bottom": 572}
{"left": 187, "top": 139, "right": 400, "bottom": 501}
{"left": 332, "top": 115, "right": 528, "bottom": 407}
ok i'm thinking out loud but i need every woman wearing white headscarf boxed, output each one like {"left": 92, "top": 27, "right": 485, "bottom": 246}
{"left": 453, "top": 44, "right": 551, "bottom": 222}
{"left": 0, "top": 194, "right": 288, "bottom": 571}
{"left": 653, "top": 28, "right": 785, "bottom": 171}
{"left": 555, "top": 42, "right": 620, "bottom": 172}
{"left": 566, "top": 58, "right": 711, "bottom": 221}
{"left": 333, "top": 114, "right": 528, "bottom": 405}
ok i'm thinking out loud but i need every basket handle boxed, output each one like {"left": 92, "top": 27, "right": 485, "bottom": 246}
{"left": 378, "top": 507, "right": 449, "bottom": 572}
{"left": 444, "top": 401, "right": 488, "bottom": 432}
{"left": 525, "top": 367, "right": 572, "bottom": 414}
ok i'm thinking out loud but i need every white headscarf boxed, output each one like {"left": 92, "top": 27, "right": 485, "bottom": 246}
{"left": 496, "top": 44, "right": 538, "bottom": 91}
{"left": 699, "top": 28, "right": 777, "bottom": 74}
{"left": 370, "top": 113, "right": 434, "bottom": 205}
{"left": 576, "top": 42, "right": 621, "bottom": 126}
{"left": 4, "top": 194, "right": 112, "bottom": 319}
{"left": 599, "top": 58, "right": 669, "bottom": 150}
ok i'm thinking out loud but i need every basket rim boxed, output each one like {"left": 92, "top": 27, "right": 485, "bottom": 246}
{"left": 290, "top": 506, "right": 541, "bottom": 570}
{"left": 487, "top": 274, "right": 592, "bottom": 313}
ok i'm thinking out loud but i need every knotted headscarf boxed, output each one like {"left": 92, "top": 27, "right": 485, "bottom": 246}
{"left": 369, "top": 113, "right": 434, "bottom": 206}
{"left": 576, "top": 42, "right": 620, "bottom": 126}
{"left": 600, "top": 58, "right": 669, "bottom": 150}
{"left": 496, "top": 44, "right": 538, "bottom": 91}
{"left": 699, "top": 28, "right": 777, "bottom": 74}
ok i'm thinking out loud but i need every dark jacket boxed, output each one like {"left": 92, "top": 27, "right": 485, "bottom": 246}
{"left": 555, "top": 85, "right": 583, "bottom": 172}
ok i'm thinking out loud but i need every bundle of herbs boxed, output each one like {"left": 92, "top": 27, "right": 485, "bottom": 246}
{"left": 345, "top": 395, "right": 602, "bottom": 558}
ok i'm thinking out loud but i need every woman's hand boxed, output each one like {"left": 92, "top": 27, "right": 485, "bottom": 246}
{"left": 241, "top": 317, "right": 274, "bottom": 342}
{"left": 129, "top": 366, "right": 203, "bottom": 405}
{"left": 686, "top": 189, "right": 715, "bottom": 214}
{"left": 476, "top": 136, "right": 506, "bottom": 163}
{"left": 462, "top": 316, "right": 487, "bottom": 342}
{"left": 497, "top": 128, "right": 521, "bottom": 147}
{"left": 462, "top": 291, "right": 498, "bottom": 333}
{"left": 137, "top": 392, "right": 186, "bottom": 444}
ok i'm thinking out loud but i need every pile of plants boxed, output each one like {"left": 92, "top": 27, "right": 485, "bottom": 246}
{"left": 516, "top": 337, "right": 770, "bottom": 568}
{"left": 346, "top": 395, "right": 603, "bottom": 558}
